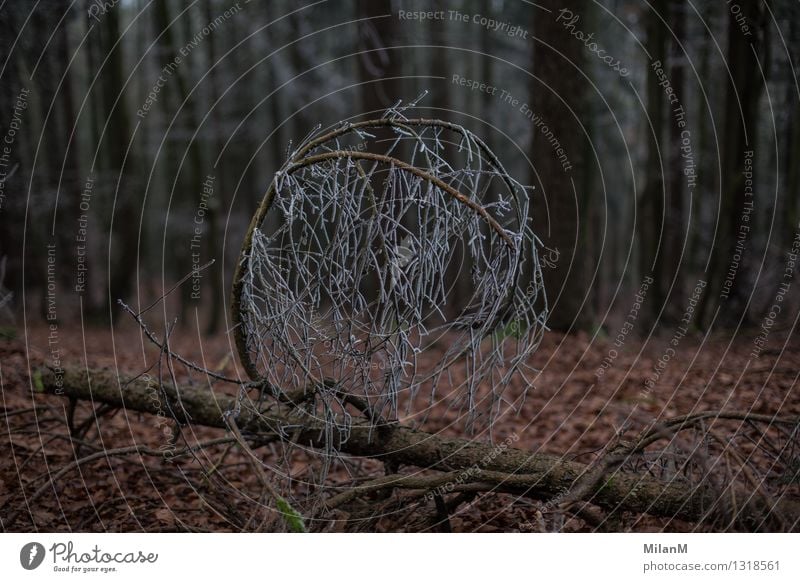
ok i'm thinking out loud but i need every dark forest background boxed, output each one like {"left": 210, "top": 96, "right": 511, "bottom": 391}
{"left": 1, "top": 0, "right": 799, "bottom": 338}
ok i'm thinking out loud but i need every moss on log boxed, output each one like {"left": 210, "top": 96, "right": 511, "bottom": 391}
{"left": 37, "top": 366, "right": 798, "bottom": 529}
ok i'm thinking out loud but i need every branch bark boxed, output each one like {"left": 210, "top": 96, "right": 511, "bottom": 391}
{"left": 36, "top": 366, "right": 800, "bottom": 529}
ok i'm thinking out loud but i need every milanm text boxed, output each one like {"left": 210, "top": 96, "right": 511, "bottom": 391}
{"left": 644, "top": 544, "right": 688, "bottom": 554}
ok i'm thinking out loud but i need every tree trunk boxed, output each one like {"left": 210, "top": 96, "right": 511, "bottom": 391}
{"left": 531, "top": 1, "right": 589, "bottom": 330}
{"left": 35, "top": 365, "right": 800, "bottom": 529}
{"left": 56, "top": 5, "right": 85, "bottom": 296}
{"left": 357, "top": 0, "right": 399, "bottom": 116}
{"left": 0, "top": 6, "right": 27, "bottom": 305}
{"left": 641, "top": 0, "right": 667, "bottom": 326}
{"left": 203, "top": 0, "right": 224, "bottom": 335}
{"left": 102, "top": 6, "right": 137, "bottom": 318}
{"left": 665, "top": 0, "right": 687, "bottom": 323}
{"left": 153, "top": 0, "right": 207, "bottom": 323}
{"left": 698, "top": 1, "right": 767, "bottom": 327}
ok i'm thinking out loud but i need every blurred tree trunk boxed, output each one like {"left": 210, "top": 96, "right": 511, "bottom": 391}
{"left": 264, "top": 1, "right": 286, "bottom": 191}
{"left": 581, "top": 7, "right": 600, "bottom": 326}
{"left": 698, "top": 1, "right": 767, "bottom": 327}
{"left": 0, "top": 6, "right": 28, "bottom": 306}
{"left": 531, "top": 1, "right": 589, "bottom": 331}
{"left": 85, "top": 1, "right": 104, "bottom": 161}
{"left": 56, "top": 5, "right": 86, "bottom": 298}
{"left": 31, "top": 8, "right": 62, "bottom": 320}
{"left": 288, "top": 10, "right": 312, "bottom": 144}
{"left": 153, "top": 0, "right": 207, "bottom": 323}
{"left": 640, "top": 0, "right": 667, "bottom": 327}
{"left": 101, "top": 4, "right": 137, "bottom": 318}
{"left": 429, "top": 0, "right": 449, "bottom": 117}
{"left": 784, "top": 18, "right": 800, "bottom": 254}
{"left": 203, "top": 0, "right": 230, "bottom": 335}
{"left": 690, "top": 0, "right": 713, "bottom": 281}
{"left": 133, "top": 0, "right": 154, "bottom": 310}
{"left": 664, "top": 0, "right": 686, "bottom": 323}
{"left": 18, "top": 7, "right": 86, "bottom": 320}
{"left": 355, "top": 0, "right": 403, "bottom": 308}
{"left": 428, "top": 0, "right": 469, "bottom": 315}
{"left": 479, "top": 0, "right": 493, "bottom": 151}
{"left": 203, "top": 0, "right": 224, "bottom": 335}
{"left": 357, "top": 0, "right": 399, "bottom": 116}
{"left": 787, "top": 97, "right": 800, "bottom": 240}
{"left": 257, "top": 1, "right": 289, "bottom": 277}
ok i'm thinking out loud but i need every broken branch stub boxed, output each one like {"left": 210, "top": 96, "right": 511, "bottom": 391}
{"left": 231, "top": 111, "right": 548, "bottom": 438}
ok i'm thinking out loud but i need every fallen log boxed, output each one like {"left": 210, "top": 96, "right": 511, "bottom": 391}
{"left": 36, "top": 366, "right": 799, "bottom": 529}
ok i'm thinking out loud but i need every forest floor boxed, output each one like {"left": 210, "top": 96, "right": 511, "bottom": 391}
{"left": 1, "top": 319, "right": 798, "bottom": 532}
